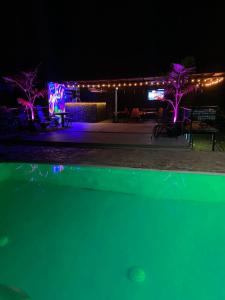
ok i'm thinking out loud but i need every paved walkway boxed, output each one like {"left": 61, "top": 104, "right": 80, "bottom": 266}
{"left": 1, "top": 145, "right": 225, "bottom": 173}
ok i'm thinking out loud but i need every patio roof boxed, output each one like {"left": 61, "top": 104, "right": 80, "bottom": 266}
{"left": 64, "top": 72, "right": 225, "bottom": 90}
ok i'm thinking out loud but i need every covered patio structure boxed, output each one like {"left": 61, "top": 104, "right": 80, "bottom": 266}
{"left": 48, "top": 72, "right": 224, "bottom": 123}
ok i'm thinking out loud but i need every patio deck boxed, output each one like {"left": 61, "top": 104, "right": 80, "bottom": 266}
{"left": 0, "top": 122, "right": 190, "bottom": 149}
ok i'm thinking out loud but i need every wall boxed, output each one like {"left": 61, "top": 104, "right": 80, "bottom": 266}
{"left": 65, "top": 103, "right": 106, "bottom": 122}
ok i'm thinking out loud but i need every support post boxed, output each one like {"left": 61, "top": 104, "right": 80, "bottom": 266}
{"left": 114, "top": 87, "right": 118, "bottom": 122}
{"left": 212, "top": 132, "right": 216, "bottom": 151}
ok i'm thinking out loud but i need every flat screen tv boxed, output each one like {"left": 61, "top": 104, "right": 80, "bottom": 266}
{"left": 147, "top": 89, "right": 164, "bottom": 100}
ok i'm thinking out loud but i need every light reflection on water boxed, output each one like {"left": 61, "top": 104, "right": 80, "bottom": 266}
{"left": 52, "top": 165, "right": 64, "bottom": 173}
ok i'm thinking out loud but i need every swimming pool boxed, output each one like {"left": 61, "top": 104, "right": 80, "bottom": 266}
{"left": 1, "top": 162, "right": 225, "bottom": 300}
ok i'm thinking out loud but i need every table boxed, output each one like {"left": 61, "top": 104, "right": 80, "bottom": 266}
{"left": 54, "top": 112, "right": 70, "bottom": 127}
{"left": 142, "top": 111, "right": 156, "bottom": 116}
{"left": 141, "top": 111, "right": 157, "bottom": 120}
{"left": 190, "top": 126, "right": 218, "bottom": 151}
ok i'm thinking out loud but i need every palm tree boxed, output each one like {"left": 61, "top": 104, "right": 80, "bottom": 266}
{"left": 3, "top": 65, "right": 46, "bottom": 120}
{"left": 165, "top": 63, "right": 196, "bottom": 123}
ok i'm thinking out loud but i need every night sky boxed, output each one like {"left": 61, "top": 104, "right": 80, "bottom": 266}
{"left": 1, "top": 1, "right": 225, "bottom": 81}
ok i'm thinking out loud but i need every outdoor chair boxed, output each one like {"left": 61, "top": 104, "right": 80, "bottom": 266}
{"left": 113, "top": 107, "right": 130, "bottom": 122}
{"left": 36, "top": 106, "right": 59, "bottom": 130}
{"left": 64, "top": 113, "right": 73, "bottom": 127}
{"left": 153, "top": 121, "right": 186, "bottom": 138}
{"left": 153, "top": 106, "right": 189, "bottom": 138}
{"left": 0, "top": 106, "right": 18, "bottom": 133}
{"left": 130, "top": 108, "right": 143, "bottom": 122}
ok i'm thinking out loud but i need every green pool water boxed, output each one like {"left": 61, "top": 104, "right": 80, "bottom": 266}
{"left": 1, "top": 162, "right": 225, "bottom": 300}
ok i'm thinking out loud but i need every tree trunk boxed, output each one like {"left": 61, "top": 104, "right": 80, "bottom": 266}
{"left": 173, "top": 94, "right": 179, "bottom": 123}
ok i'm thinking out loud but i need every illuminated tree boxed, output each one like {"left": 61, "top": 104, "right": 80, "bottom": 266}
{"left": 3, "top": 65, "right": 46, "bottom": 120}
{"left": 165, "top": 63, "right": 196, "bottom": 123}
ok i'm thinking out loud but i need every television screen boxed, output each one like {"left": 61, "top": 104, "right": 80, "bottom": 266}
{"left": 147, "top": 89, "right": 164, "bottom": 100}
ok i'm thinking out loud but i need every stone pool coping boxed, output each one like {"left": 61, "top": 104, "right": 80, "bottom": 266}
{"left": 1, "top": 145, "right": 225, "bottom": 174}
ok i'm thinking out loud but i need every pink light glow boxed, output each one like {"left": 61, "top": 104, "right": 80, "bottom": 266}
{"left": 17, "top": 98, "right": 34, "bottom": 120}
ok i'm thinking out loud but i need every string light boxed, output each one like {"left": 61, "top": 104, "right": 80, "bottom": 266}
{"left": 204, "top": 77, "right": 224, "bottom": 87}
{"left": 67, "top": 76, "right": 224, "bottom": 90}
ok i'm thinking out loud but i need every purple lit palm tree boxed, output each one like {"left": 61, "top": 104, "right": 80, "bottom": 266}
{"left": 3, "top": 65, "right": 46, "bottom": 120}
{"left": 165, "top": 63, "right": 196, "bottom": 123}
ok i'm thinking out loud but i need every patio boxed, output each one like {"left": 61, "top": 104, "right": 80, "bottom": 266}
{"left": 0, "top": 71, "right": 223, "bottom": 152}
{"left": 0, "top": 121, "right": 190, "bottom": 149}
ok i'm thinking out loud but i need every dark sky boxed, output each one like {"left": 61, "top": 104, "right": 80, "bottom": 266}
{"left": 1, "top": 1, "right": 225, "bottom": 81}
